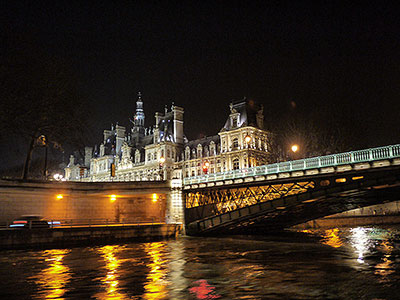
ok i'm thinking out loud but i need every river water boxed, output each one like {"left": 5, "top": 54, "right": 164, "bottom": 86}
{"left": 1, "top": 226, "right": 400, "bottom": 299}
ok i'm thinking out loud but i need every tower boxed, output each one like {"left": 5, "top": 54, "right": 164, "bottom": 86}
{"left": 134, "top": 92, "right": 145, "bottom": 127}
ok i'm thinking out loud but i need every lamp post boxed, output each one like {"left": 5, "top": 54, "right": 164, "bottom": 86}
{"left": 159, "top": 156, "right": 165, "bottom": 180}
{"left": 289, "top": 144, "right": 300, "bottom": 160}
{"left": 37, "top": 135, "right": 48, "bottom": 180}
{"left": 202, "top": 161, "right": 210, "bottom": 174}
{"left": 245, "top": 135, "right": 252, "bottom": 167}
{"left": 245, "top": 135, "right": 251, "bottom": 148}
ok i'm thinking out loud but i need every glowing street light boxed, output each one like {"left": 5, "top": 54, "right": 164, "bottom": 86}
{"left": 291, "top": 144, "right": 299, "bottom": 153}
{"left": 110, "top": 195, "right": 117, "bottom": 202}
{"left": 202, "top": 161, "right": 210, "bottom": 174}
{"left": 152, "top": 193, "right": 158, "bottom": 202}
{"left": 159, "top": 156, "right": 165, "bottom": 180}
{"left": 53, "top": 173, "right": 64, "bottom": 181}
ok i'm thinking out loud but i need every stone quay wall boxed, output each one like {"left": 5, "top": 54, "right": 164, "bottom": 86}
{"left": 0, "top": 179, "right": 171, "bottom": 225}
{"left": 0, "top": 224, "right": 183, "bottom": 249}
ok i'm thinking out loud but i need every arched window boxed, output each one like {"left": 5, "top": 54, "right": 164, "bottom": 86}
{"left": 232, "top": 138, "right": 239, "bottom": 150}
{"left": 233, "top": 158, "right": 240, "bottom": 170}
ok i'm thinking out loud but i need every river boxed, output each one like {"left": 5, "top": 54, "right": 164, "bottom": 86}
{"left": 0, "top": 226, "right": 399, "bottom": 299}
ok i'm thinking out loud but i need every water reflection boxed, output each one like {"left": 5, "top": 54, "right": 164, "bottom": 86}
{"left": 348, "top": 227, "right": 375, "bottom": 264}
{"left": 189, "top": 279, "right": 221, "bottom": 299}
{"left": 375, "top": 240, "right": 395, "bottom": 279}
{"left": 3, "top": 226, "right": 400, "bottom": 299}
{"left": 30, "top": 249, "right": 71, "bottom": 299}
{"left": 167, "top": 240, "right": 189, "bottom": 299}
{"left": 320, "top": 228, "right": 343, "bottom": 248}
{"left": 143, "top": 242, "right": 168, "bottom": 300}
{"left": 95, "top": 245, "right": 127, "bottom": 300}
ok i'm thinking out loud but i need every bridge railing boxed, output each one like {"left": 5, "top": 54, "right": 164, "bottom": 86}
{"left": 183, "top": 144, "right": 400, "bottom": 185}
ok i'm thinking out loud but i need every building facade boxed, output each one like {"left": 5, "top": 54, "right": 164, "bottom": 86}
{"left": 65, "top": 94, "right": 272, "bottom": 222}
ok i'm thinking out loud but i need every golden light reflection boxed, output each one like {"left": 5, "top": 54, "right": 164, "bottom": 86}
{"left": 375, "top": 240, "right": 395, "bottom": 279}
{"left": 321, "top": 228, "right": 343, "bottom": 248}
{"left": 110, "top": 195, "right": 117, "bottom": 202}
{"left": 94, "top": 245, "right": 127, "bottom": 300}
{"left": 56, "top": 194, "right": 63, "bottom": 200}
{"left": 30, "top": 249, "right": 71, "bottom": 299}
{"left": 143, "top": 242, "right": 168, "bottom": 300}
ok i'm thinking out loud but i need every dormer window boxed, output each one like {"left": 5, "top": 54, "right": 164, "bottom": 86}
{"left": 230, "top": 112, "right": 240, "bottom": 129}
{"left": 185, "top": 147, "right": 190, "bottom": 160}
{"left": 197, "top": 144, "right": 203, "bottom": 158}
{"left": 231, "top": 116, "right": 238, "bottom": 128}
{"left": 210, "top": 141, "right": 216, "bottom": 155}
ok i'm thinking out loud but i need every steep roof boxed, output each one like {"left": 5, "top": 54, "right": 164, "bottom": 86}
{"left": 221, "top": 98, "right": 263, "bottom": 131}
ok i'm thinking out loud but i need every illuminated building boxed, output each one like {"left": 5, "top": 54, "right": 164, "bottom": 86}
{"left": 65, "top": 94, "right": 271, "bottom": 182}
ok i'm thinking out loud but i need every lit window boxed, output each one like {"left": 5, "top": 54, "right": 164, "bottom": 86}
{"left": 233, "top": 158, "right": 240, "bottom": 170}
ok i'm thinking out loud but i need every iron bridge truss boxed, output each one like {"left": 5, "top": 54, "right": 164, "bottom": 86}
{"left": 185, "top": 181, "right": 315, "bottom": 222}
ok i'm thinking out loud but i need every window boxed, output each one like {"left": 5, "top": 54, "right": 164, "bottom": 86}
{"left": 232, "top": 138, "right": 239, "bottom": 150}
{"left": 233, "top": 158, "right": 240, "bottom": 170}
{"left": 185, "top": 147, "right": 190, "bottom": 160}
{"left": 210, "top": 141, "right": 215, "bottom": 155}
{"left": 197, "top": 144, "right": 202, "bottom": 158}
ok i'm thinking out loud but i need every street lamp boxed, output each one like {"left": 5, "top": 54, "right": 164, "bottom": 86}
{"left": 37, "top": 135, "right": 48, "bottom": 180}
{"left": 245, "top": 135, "right": 251, "bottom": 147}
{"left": 291, "top": 144, "right": 299, "bottom": 153}
{"left": 244, "top": 135, "right": 252, "bottom": 167}
{"left": 53, "top": 173, "right": 64, "bottom": 181}
{"left": 159, "top": 156, "right": 165, "bottom": 180}
{"left": 202, "top": 161, "right": 210, "bottom": 174}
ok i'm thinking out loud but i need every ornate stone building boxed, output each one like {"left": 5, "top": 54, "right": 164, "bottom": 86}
{"left": 65, "top": 94, "right": 271, "bottom": 223}
{"left": 65, "top": 94, "right": 272, "bottom": 183}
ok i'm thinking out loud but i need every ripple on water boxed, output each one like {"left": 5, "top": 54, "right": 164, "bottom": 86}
{"left": 0, "top": 226, "right": 400, "bottom": 299}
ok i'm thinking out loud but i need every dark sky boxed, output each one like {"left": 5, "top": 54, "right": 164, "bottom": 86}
{"left": 2, "top": 1, "right": 400, "bottom": 166}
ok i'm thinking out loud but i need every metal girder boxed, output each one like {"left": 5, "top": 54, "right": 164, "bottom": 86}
{"left": 185, "top": 181, "right": 315, "bottom": 216}
{"left": 185, "top": 165, "right": 400, "bottom": 235}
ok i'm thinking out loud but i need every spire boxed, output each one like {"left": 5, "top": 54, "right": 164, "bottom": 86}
{"left": 134, "top": 91, "right": 145, "bottom": 127}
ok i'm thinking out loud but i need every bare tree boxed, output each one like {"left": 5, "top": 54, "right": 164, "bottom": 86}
{"left": 267, "top": 104, "right": 362, "bottom": 161}
{"left": 0, "top": 35, "right": 90, "bottom": 179}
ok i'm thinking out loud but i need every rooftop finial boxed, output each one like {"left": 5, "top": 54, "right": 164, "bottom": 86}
{"left": 137, "top": 91, "right": 142, "bottom": 101}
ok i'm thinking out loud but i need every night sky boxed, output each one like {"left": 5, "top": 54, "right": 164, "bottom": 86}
{"left": 1, "top": 1, "right": 400, "bottom": 169}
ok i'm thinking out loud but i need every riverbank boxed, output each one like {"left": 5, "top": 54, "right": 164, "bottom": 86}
{"left": 293, "top": 214, "right": 400, "bottom": 230}
{"left": 0, "top": 223, "right": 183, "bottom": 250}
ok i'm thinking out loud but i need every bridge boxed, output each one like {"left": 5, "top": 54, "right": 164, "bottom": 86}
{"left": 183, "top": 144, "right": 400, "bottom": 235}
